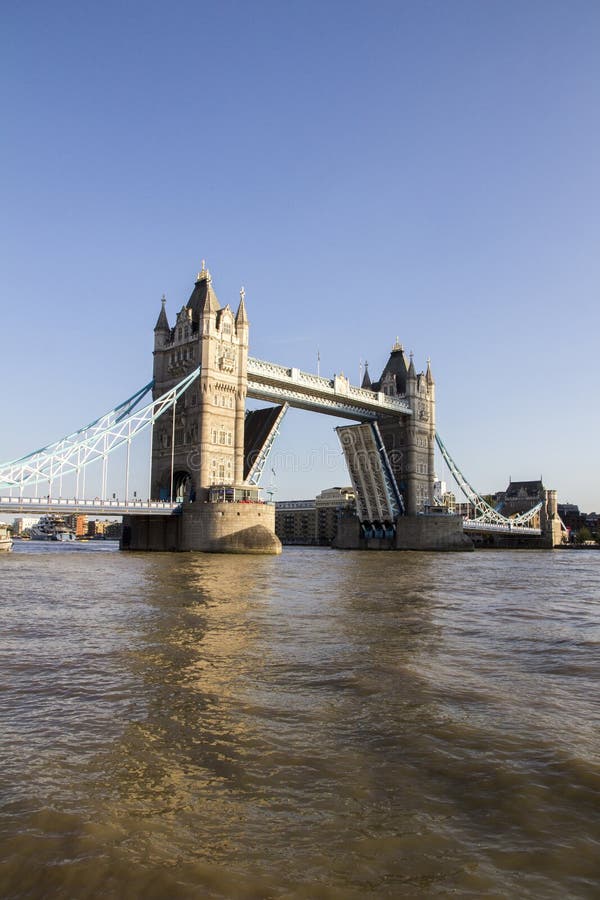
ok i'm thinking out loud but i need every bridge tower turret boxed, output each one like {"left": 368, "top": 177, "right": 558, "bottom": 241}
{"left": 150, "top": 264, "right": 249, "bottom": 502}
{"left": 540, "top": 488, "right": 564, "bottom": 547}
{"left": 153, "top": 295, "right": 171, "bottom": 383}
{"left": 370, "top": 341, "right": 436, "bottom": 516}
{"left": 234, "top": 288, "right": 249, "bottom": 483}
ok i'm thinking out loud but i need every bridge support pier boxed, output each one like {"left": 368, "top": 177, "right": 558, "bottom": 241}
{"left": 121, "top": 502, "right": 281, "bottom": 554}
{"left": 333, "top": 513, "right": 473, "bottom": 551}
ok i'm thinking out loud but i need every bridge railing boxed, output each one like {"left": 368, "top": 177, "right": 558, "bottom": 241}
{"left": 0, "top": 496, "right": 181, "bottom": 512}
{"left": 248, "top": 357, "right": 411, "bottom": 414}
{"left": 462, "top": 518, "right": 541, "bottom": 535}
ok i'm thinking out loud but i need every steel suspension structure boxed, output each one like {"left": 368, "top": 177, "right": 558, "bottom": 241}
{"left": 435, "top": 432, "right": 542, "bottom": 527}
{"left": 0, "top": 368, "right": 201, "bottom": 497}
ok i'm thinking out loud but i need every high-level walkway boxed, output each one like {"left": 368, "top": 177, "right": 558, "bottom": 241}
{"left": 247, "top": 357, "right": 411, "bottom": 420}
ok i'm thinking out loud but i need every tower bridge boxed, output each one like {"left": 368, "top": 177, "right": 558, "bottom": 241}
{"left": 0, "top": 263, "right": 564, "bottom": 552}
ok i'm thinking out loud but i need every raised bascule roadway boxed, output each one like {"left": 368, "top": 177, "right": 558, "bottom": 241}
{"left": 0, "top": 264, "right": 564, "bottom": 552}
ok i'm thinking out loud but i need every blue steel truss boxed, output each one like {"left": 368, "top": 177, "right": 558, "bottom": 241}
{"left": 0, "top": 379, "right": 155, "bottom": 468}
{"left": 370, "top": 422, "right": 405, "bottom": 517}
{"left": 0, "top": 369, "right": 200, "bottom": 492}
{"left": 246, "top": 403, "right": 289, "bottom": 486}
{"left": 435, "top": 432, "right": 543, "bottom": 527}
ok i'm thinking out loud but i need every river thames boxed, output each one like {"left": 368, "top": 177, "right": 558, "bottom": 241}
{"left": 0, "top": 543, "right": 599, "bottom": 898}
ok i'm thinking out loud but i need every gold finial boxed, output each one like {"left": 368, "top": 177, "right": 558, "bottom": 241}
{"left": 161, "top": 293, "right": 166, "bottom": 305}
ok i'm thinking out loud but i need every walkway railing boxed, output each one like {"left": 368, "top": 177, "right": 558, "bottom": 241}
{"left": 0, "top": 496, "right": 182, "bottom": 516}
{"left": 248, "top": 357, "right": 411, "bottom": 419}
{"left": 462, "top": 518, "right": 541, "bottom": 535}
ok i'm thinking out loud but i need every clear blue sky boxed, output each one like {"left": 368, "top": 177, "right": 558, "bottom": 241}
{"left": 2, "top": 1, "right": 599, "bottom": 509}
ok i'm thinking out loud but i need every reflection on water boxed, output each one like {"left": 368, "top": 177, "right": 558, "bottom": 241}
{"left": 1, "top": 545, "right": 599, "bottom": 898}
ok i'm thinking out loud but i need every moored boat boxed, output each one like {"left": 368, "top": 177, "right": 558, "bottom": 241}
{"left": 0, "top": 522, "right": 13, "bottom": 552}
{"left": 29, "top": 515, "right": 76, "bottom": 542}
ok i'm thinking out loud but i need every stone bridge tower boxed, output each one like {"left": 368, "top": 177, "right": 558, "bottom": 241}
{"left": 151, "top": 263, "right": 248, "bottom": 502}
{"left": 365, "top": 342, "right": 436, "bottom": 515}
{"left": 122, "top": 263, "right": 280, "bottom": 553}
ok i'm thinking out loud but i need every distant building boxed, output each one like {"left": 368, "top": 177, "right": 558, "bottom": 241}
{"left": 12, "top": 516, "right": 44, "bottom": 535}
{"left": 87, "top": 519, "right": 107, "bottom": 537}
{"left": 316, "top": 487, "right": 355, "bottom": 544}
{"left": 498, "top": 479, "right": 545, "bottom": 517}
{"left": 64, "top": 514, "right": 88, "bottom": 537}
{"left": 104, "top": 521, "right": 123, "bottom": 540}
{"left": 276, "top": 499, "right": 317, "bottom": 545}
{"left": 433, "top": 480, "right": 447, "bottom": 504}
{"left": 275, "top": 487, "right": 355, "bottom": 545}
{"left": 557, "top": 504, "right": 584, "bottom": 534}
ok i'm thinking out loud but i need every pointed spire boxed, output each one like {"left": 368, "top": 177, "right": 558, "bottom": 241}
{"left": 187, "top": 261, "right": 221, "bottom": 319}
{"left": 154, "top": 294, "right": 170, "bottom": 332}
{"left": 426, "top": 357, "right": 434, "bottom": 385}
{"left": 204, "top": 279, "right": 220, "bottom": 313}
{"left": 407, "top": 351, "right": 416, "bottom": 379}
{"left": 361, "top": 361, "right": 372, "bottom": 389}
{"left": 235, "top": 285, "right": 248, "bottom": 325}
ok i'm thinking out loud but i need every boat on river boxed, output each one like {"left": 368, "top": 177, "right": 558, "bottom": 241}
{"left": 0, "top": 523, "right": 13, "bottom": 552}
{"left": 30, "top": 515, "right": 76, "bottom": 542}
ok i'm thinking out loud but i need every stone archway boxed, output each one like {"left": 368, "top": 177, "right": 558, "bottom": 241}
{"left": 173, "top": 470, "right": 194, "bottom": 502}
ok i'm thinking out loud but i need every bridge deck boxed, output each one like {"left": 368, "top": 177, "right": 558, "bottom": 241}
{"left": 0, "top": 497, "right": 181, "bottom": 517}
{"left": 462, "top": 518, "right": 541, "bottom": 535}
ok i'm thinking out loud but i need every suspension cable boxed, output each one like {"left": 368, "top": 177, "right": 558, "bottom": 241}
{"left": 0, "top": 369, "right": 200, "bottom": 490}
{"left": 436, "top": 432, "right": 543, "bottom": 527}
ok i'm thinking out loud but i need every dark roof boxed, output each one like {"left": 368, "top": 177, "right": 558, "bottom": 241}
{"left": 505, "top": 480, "right": 544, "bottom": 499}
{"left": 244, "top": 406, "right": 285, "bottom": 479}
{"left": 361, "top": 364, "right": 372, "bottom": 389}
{"left": 371, "top": 347, "right": 408, "bottom": 393}
{"left": 235, "top": 293, "right": 248, "bottom": 325}
{"left": 154, "top": 298, "right": 170, "bottom": 332}
{"left": 186, "top": 270, "right": 220, "bottom": 323}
